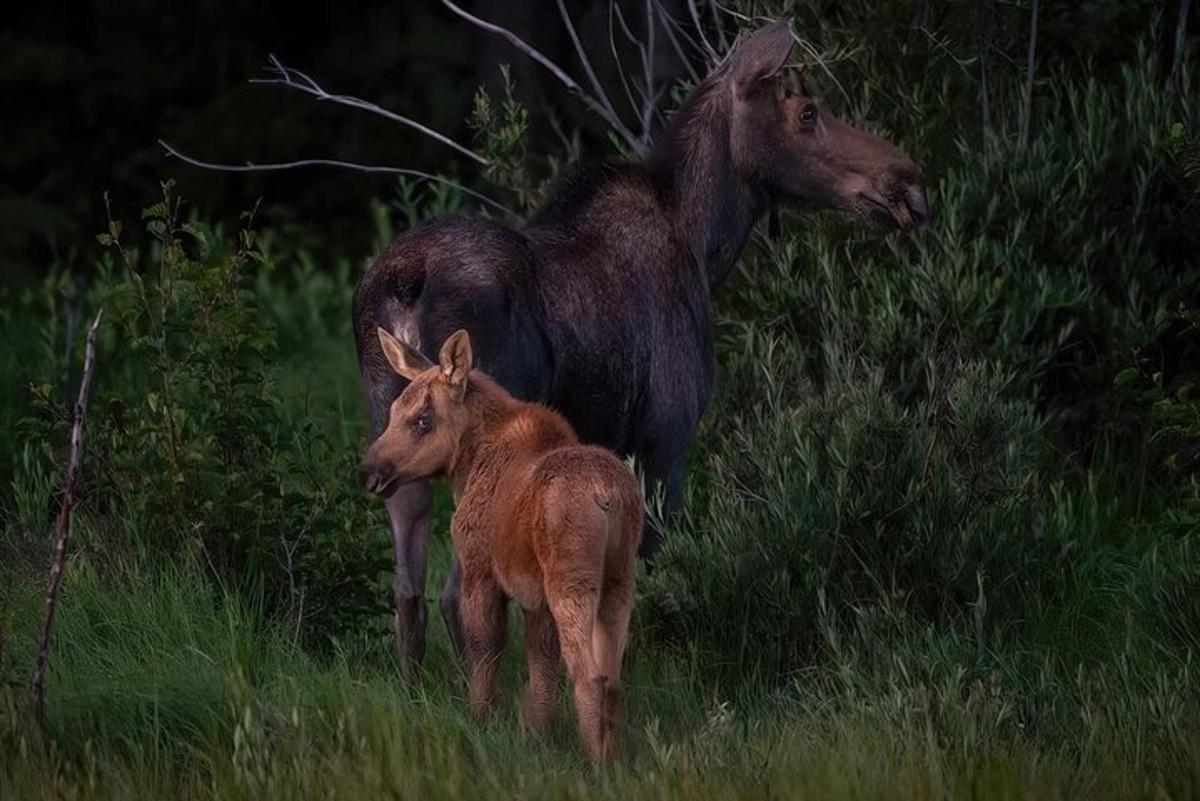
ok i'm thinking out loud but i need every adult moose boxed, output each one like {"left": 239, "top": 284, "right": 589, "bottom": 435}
{"left": 355, "top": 19, "right": 928, "bottom": 674}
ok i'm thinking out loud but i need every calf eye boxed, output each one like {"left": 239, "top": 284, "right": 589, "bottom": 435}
{"left": 800, "top": 103, "right": 818, "bottom": 127}
{"left": 413, "top": 414, "right": 432, "bottom": 435}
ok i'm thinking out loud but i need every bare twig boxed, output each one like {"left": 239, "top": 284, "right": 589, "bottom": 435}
{"left": 253, "top": 55, "right": 489, "bottom": 166}
{"left": 643, "top": 0, "right": 657, "bottom": 140}
{"left": 709, "top": 0, "right": 729, "bottom": 52}
{"left": 554, "top": 0, "right": 623, "bottom": 126}
{"left": 686, "top": 0, "right": 721, "bottom": 63}
{"left": 439, "top": 0, "right": 643, "bottom": 153}
{"left": 609, "top": 0, "right": 643, "bottom": 123}
{"left": 1017, "top": 0, "right": 1040, "bottom": 154}
{"left": 1166, "top": 0, "right": 1192, "bottom": 93}
{"left": 792, "top": 37, "right": 854, "bottom": 108}
{"left": 29, "top": 309, "right": 103, "bottom": 716}
{"left": 651, "top": 2, "right": 703, "bottom": 84}
{"left": 654, "top": 0, "right": 717, "bottom": 69}
{"left": 158, "top": 140, "right": 516, "bottom": 218}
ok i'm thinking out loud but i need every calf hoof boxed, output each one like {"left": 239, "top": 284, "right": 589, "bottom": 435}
{"left": 392, "top": 595, "right": 428, "bottom": 679}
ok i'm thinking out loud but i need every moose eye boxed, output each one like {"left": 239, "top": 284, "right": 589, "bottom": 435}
{"left": 412, "top": 414, "right": 432, "bottom": 436}
{"left": 800, "top": 104, "right": 818, "bottom": 127}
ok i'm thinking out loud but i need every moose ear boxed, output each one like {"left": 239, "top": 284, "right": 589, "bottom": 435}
{"left": 377, "top": 327, "right": 431, "bottom": 380}
{"left": 729, "top": 20, "right": 794, "bottom": 98}
{"left": 438, "top": 329, "right": 474, "bottom": 401}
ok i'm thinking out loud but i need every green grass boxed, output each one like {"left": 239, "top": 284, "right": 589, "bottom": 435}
{"left": 2, "top": 558, "right": 1199, "bottom": 801}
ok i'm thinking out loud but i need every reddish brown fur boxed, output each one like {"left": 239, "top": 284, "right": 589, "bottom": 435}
{"left": 360, "top": 328, "right": 643, "bottom": 762}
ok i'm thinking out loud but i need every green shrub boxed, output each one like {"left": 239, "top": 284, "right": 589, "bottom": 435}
{"left": 6, "top": 184, "right": 390, "bottom": 643}
{"left": 642, "top": 338, "right": 1049, "bottom": 679}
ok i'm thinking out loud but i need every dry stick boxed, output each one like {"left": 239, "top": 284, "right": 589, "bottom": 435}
{"left": 709, "top": 0, "right": 729, "bottom": 52}
{"left": 654, "top": 0, "right": 716, "bottom": 67}
{"left": 438, "top": 0, "right": 643, "bottom": 154}
{"left": 554, "top": 0, "right": 624, "bottom": 128}
{"left": 686, "top": 0, "right": 720, "bottom": 64}
{"left": 157, "top": 141, "right": 516, "bottom": 219}
{"left": 252, "top": 55, "right": 489, "bottom": 166}
{"left": 29, "top": 309, "right": 103, "bottom": 716}
{"left": 608, "top": 0, "right": 643, "bottom": 122}
{"left": 1166, "top": 0, "right": 1192, "bottom": 93}
{"left": 651, "top": 2, "right": 703, "bottom": 85}
{"left": 643, "top": 0, "right": 657, "bottom": 143}
{"left": 1017, "top": 0, "right": 1040, "bottom": 154}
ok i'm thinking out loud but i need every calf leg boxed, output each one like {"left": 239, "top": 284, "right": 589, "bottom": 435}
{"left": 547, "top": 588, "right": 608, "bottom": 761}
{"left": 460, "top": 573, "right": 508, "bottom": 719}
{"left": 593, "top": 573, "right": 635, "bottom": 748}
{"left": 385, "top": 480, "right": 432, "bottom": 678}
{"left": 520, "top": 606, "right": 560, "bottom": 739}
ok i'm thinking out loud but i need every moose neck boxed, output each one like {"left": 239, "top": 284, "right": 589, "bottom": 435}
{"left": 654, "top": 83, "right": 765, "bottom": 287}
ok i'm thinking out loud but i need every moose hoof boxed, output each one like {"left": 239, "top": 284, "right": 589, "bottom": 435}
{"left": 393, "top": 595, "right": 428, "bottom": 678}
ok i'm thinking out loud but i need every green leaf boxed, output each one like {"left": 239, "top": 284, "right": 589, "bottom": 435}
{"left": 1113, "top": 367, "right": 1139, "bottom": 387}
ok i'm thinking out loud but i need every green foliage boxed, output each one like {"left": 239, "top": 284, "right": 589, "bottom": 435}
{"left": 6, "top": 184, "right": 390, "bottom": 643}
{"left": 643, "top": 348, "right": 1050, "bottom": 679}
{"left": 469, "top": 66, "right": 545, "bottom": 212}
{"left": 640, "top": 26, "right": 1200, "bottom": 685}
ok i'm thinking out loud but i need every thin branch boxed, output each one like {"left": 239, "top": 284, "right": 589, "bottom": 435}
{"left": 254, "top": 55, "right": 489, "bottom": 167}
{"left": 29, "top": 309, "right": 103, "bottom": 717}
{"left": 651, "top": 1, "right": 703, "bottom": 84}
{"left": 439, "top": 0, "right": 643, "bottom": 153}
{"left": 1166, "top": 0, "right": 1192, "bottom": 93}
{"left": 709, "top": 0, "right": 729, "bottom": 52}
{"left": 158, "top": 140, "right": 516, "bottom": 218}
{"left": 554, "top": 0, "right": 623, "bottom": 125}
{"left": 711, "top": 0, "right": 750, "bottom": 24}
{"left": 643, "top": 0, "right": 657, "bottom": 141}
{"left": 1017, "top": 0, "right": 1040, "bottom": 154}
{"left": 654, "top": 0, "right": 716, "bottom": 69}
{"left": 793, "top": 37, "right": 854, "bottom": 108}
{"left": 609, "top": 0, "right": 643, "bottom": 122}
{"left": 686, "top": 0, "right": 721, "bottom": 63}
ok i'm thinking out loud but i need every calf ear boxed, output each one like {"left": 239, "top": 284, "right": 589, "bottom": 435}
{"left": 439, "top": 329, "right": 474, "bottom": 401}
{"left": 377, "top": 327, "right": 431, "bottom": 380}
{"left": 730, "top": 19, "right": 794, "bottom": 98}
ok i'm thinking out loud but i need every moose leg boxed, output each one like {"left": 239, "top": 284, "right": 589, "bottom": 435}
{"left": 385, "top": 480, "right": 432, "bottom": 678}
{"left": 439, "top": 556, "right": 466, "bottom": 668}
{"left": 521, "top": 605, "right": 561, "bottom": 740}
{"left": 460, "top": 573, "right": 508, "bottom": 719}
{"left": 638, "top": 444, "right": 688, "bottom": 559}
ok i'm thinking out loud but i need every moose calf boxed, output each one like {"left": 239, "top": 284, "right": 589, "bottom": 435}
{"left": 359, "top": 328, "right": 643, "bottom": 762}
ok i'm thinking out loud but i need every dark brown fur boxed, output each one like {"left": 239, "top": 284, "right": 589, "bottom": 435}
{"left": 353, "top": 20, "right": 928, "bottom": 673}
{"left": 361, "top": 328, "right": 643, "bottom": 762}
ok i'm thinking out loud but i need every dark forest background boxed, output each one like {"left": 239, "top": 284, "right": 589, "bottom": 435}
{"left": 4, "top": 0, "right": 1195, "bottom": 281}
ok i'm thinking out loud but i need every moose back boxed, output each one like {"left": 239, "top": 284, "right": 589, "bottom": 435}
{"left": 353, "top": 20, "right": 927, "bottom": 673}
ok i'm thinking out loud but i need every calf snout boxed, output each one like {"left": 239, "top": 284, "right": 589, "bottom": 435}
{"left": 358, "top": 457, "right": 397, "bottom": 496}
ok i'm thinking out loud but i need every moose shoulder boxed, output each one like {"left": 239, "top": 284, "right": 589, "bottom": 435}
{"left": 353, "top": 19, "right": 927, "bottom": 675}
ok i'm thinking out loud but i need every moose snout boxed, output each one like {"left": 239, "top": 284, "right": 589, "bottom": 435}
{"left": 906, "top": 185, "right": 929, "bottom": 225}
{"left": 884, "top": 161, "right": 929, "bottom": 231}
